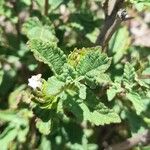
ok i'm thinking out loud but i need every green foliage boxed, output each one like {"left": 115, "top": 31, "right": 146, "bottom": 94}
{"left": 28, "top": 39, "right": 67, "bottom": 75}
{"left": 0, "top": 0, "right": 150, "bottom": 149}
{"left": 79, "top": 102, "right": 121, "bottom": 125}
{"left": 0, "top": 109, "right": 32, "bottom": 149}
{"left": 22, "top": 17, "right": 58, "bottom": 43}
{"left": 107, "top": 80, "right": 123, "bottom": 101}
{"left": 68, "top": 47, "right": 111, "bottom": 87}
{"left": 109, "top": 27, "right": 131, "bottom": 64}
{"left": 128, "top": 0, "right": 150, "bottom": 11}
{"left": 123, "top": 62, "right": 136, "bottom": 90}
{"left": 126, "top": 92, "right": 145, "bottom": 115}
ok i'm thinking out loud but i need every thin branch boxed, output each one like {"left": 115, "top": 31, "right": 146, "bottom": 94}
{"left": 96, "top": 0, "right": 125, "bottom": 50}
{"left": 11, "top": 1, "right": 21, "bottom": 43}
{"left": 44, "top": 0, "right": 49, "bottom": 16}
{"left": 139, "top": 74, "right": 150, "bottom": 79}
{"left": 29, "top": 0, "right": 33, "bottom": 15}
{"left": 104, "top": 129, "right": 150, "bottom": 150}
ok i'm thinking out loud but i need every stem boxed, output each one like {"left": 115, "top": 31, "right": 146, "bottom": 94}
{"left": 105, "top": 129, "right": 150, "bottom": 150}
{"left": 11, "top": 1, "right": 21, "bottom": 43}
{"left": 96, "top": 0, "right": 125, "bottom": 51}
{"left": 139, "top": 74, "right": 150, "bottom": 79}
{"left": 44, "top": 0, "right": 49, "bottom": 16}
{"left": 29, "top": 0, "right": 33, "bottom": 15}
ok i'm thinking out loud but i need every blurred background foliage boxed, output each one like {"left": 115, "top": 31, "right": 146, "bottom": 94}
{"left": 0, "top": 0, "right": 150, "bottom": 150}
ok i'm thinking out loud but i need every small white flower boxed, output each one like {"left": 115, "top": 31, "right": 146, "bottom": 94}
{"left": 28, "top": 74, "right": 42, "bottom": 90}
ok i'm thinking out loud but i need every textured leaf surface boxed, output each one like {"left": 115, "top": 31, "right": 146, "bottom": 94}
{"left": 109, "top": 27, "right": 131, "bottom": 63}
{"left": 68, "top": 47, "right": 111, "bottom": 87}
{"left": 123, "top": 62, "right": 136, "bottom": 90}
{"left": 107, "top": 87, "right": 118, "bottom": 101}
{"left": 141, "top": 67, "right": 150, "bottom": 85}
{"left": 28, "top": 39, "right": 67, "bottom": 74}
{"left": 76, "top": 49, "right": 111, "bottom": 76}
{"left": 125, "top": 110, "right": 147, "bottom": 134}
{"left": 23, "top": 17, "right": 58, "bottom": 43}
{"left": 68, "top": 47, "right": 102, "bottom": 68}
{"left": 43, "top": 76, "right": 65, "bottom": 96}
{"left": 107, "top": 81, "right": 123, "bottom": 101}
{"left": 63, "top": 98, "right": 84, "bottom": 122}
{"left": 126, "top": 92, "right": 145, "bottom": 115}
{"left": 0, "top": 110, "right": 30, "bottom": 149}
{"left": 79, "top": 103, "right": 121, "bottom": 125}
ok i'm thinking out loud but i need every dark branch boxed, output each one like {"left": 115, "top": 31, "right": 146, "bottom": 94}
{"left": 96, "top": 0, "right": 125, "bottom": 50}
{"left": 104, "top": 129, "right": 150, "bottom": 150}
{"left": 44, "top": 0, "right": 49, "bottom": 16}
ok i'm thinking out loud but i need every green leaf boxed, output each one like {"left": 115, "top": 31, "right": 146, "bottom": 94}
{"left": 128, "top": 0, "right": 150, "bottom": 11}
{"left": 141, "top": 67, "right": 150, "bottom": 85}
{"left": 81, "top": 90, "right": 121, "bottom": 125}
{"left": 21, "top": 0, "right": 31, "bottom": 5}
{"left": 126, "top": 92, "right": 146, "bottom": 115}
{"left": 49, "top": 0, "right": 63, "bottom": 10}
{"left": 58, "top": 64, "right": 77, "bottom": 82}
{"left": 35, "top": 77, "right": 86, "bottom": 109}
{"left": 123, "top": 62, "right": 136, "bottom": 90}
{"left": 0, "top": 110, "right": 24, "bottom": 123}
{"left": 0, "top": 125, "right": 18, "bottom": 150}
{"left": 76, "top": 50, "right": 111, "bottom": 76}
{"left": 36, "top": 119, "right": 52, "bottom": 135}
{"left": 63, "top": 97, "right": 84, "bottom": 122}
{"left": 109, "top": 27, "right": 131, "bottom": 64}
{"left": 107, "top": 81, "right": 123, "bottom": 101}
{"left": 79, "top": 103, "right": 121, "bottom": 125}
{"left": 77, "top": 83, "right": 86, "bottom": 100}
{"left": 43, "top": 76, "right": 65, "bottom": 96}
{"left": 0, "top": 110, "right": 31, "bottom": 148}
{"left": 69, "top": 47, "right": 111, "bottom": 87}
{"left": 22, "top": 17, "right": 58, "bottom": 43}
{"left": 141, "top": 145, "right": 150, "bottom": 150}
{"left": 39, "top": 136, "right": 51, "bottom": 150}
{"left": 28, "top": 39, "right": 67, "bottom": 74}
{"left": 8, "top": 85, "right": 26, "bottom": 108}
{"left": 86, "top": 72, "right": 111, "bottom": 87}
{"left": 107, "top": 87, "right": 118, "bottom": 101}
{"left": 125, "top": 110, "right": 147, "bottom": 134}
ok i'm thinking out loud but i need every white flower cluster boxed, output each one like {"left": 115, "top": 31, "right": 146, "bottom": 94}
{"left": 28, "top": 74, "right": 42, "bottom": 90}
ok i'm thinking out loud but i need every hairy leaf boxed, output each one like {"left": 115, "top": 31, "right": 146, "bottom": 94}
{"left": 74, "top": 89, "right": 121, "bottom": 125}
{"left": 123, "top": 62, "right": 136, "bottom": 90}
{"left": 109, "top": 27, "right": 131, "bottom": 64}
{"left": 28, "top": 39, "right": 67, "bottom": 74}
{"left": 79, "top": 103, "right": 121, "bottom": 125}
{"left": 43, "top": 76, "right": 65, "bottom": 96}
{"left": 68, "top": 47, "right": 102, "bottom": 68}
{"left": 63, "top": 97, "right": 84, "bottom": 122}
{"left": 68, "top": 47, "right": 111, "bottom": 87}
{"left": 76, "top": 50, "right": 111, "bottom": 76}
{"left": 125, "top": 110, "right": 147, "bottom": 134}
{"left": 22, "top": 17, "right": 58, "bottom": 43}
{"left": 126, "top": 92, "right": 146, "bottom": 115}
{"left": 107, "top": 81, "right": 123, "bottom": 101}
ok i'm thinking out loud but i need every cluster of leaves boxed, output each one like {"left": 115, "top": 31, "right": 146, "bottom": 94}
{"left": 0, "top": 0, "right": 150, "bottom": 150}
